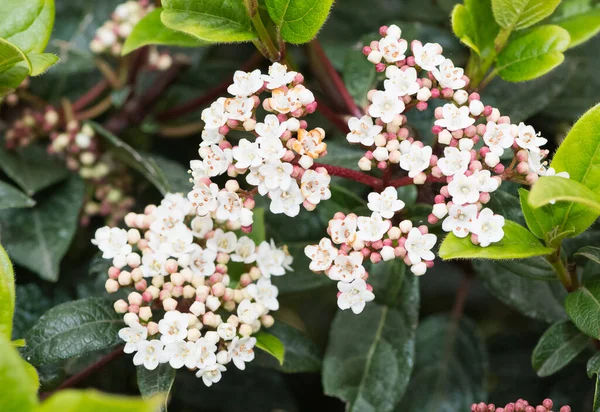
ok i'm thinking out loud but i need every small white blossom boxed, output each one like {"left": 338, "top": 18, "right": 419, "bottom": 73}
{"left": 215, "top": 191, "right": 252, "bottom": 225}
{"left": 328, "top": 214, "right": 358, "bottom": 245}
{"left": 346, "top": 115, "right": 382, "bottom": 146}
{"left": 118, "top": 322, "right": 148, "bottom": 354}
{"left": 384, "top": 66, "right": 420, "bottom": 97}
{"left": 246, "top": 277, "right": 279, "bottom": 311}
{"left": 300, "top": 170, "right": 331, "bottom": 204}
{"left": 224, "top": 96, "right": 254, "bottom": 121}
{"left": 197, "top": 363, "right": 226, "bottom": 387}
{"left": 304, "top": 238, "right": 338, "bottom": 271}
{"left": 435, "top": 104, "right": 475, "bottom": 131}
{"left": 368, "top": 90, "right": 405, "bottom": 123}
{"left": 228, "top": 69, "right": 263, "bottom": 97}
{"left": 228, "top": 336, "right": 256, "bottom": 370}
{"left": 448, "top": 173, "right": 480, "bottom": 204}
{"left": 269, "top": 88, "right": 302, "bottom": 114}
{"left": 201, "top": 98, "right": 227, "bottom": 129}
{"left": 432, "top": 59, "right": 466, "bottom": 89}
{"left": 162, "top": 341, "right": 199, "bottom": 369}
{"left": 256, "top": 114, "right": 287, "bottom": 139}
{"left": 367, "top": 186, "right": 405, "bottom": 218}
{"left": 133, "top": 340, "right": 164, "bottom": 370}
{"left": 378, "top": 27, "right": 407, "bottom": 62}
{"left": 399, "top": 143, "right": 432, "bottom": 178}
{"left": 262, "top": 62, "right": 297, "bottom": 89}
{"left": 200, "top": 128, "right": 224, "bottom": 147}
{"left": 483, "top": 122, "right": 514, "bottom": 156}
{"left": 357, "top": 212, "right": 391, "bottom": 242}
{"left": 471, "top": 208, "right": 505, "bottom": 247}
{"left": 260, "top": 160, "right": 293, "bottom": 191}
{"left": 442, "top": 204, "right": 478, "bottom": 238}
{"left": 328, "top": 252, "right": 365, "bottom": 282}
{"left": 190, "top": 215, "right": 214, "bottom": 238}
{"left": 217, "top": 322, "right": 237, "bottom": 341}
{"left": 196, "top": 337, "right": 218, "bottom": 369}
{"left": 92, "top": 227, "right": 132, "bottom": 259}
{"left": 237, "top": 299, "right": 260, "bottom": 324}
{"left": 141, "top": 251, "right": 169, "bottom": 277}
{"left": 160, "top": 225, "right": 194, "bottom": 257}
{"left": 188, "top": 244, "right": 217, "bottom": 277}
{"left": 516, "top": 123, "right": 547, "bottom": 152}
{"left": 206, "top": 229, "right": 237, "bottom": 253}
{"left": 412, "top": 42, "right": 445, "bottom": 70}
{"left": 202, "top": 145, "right": 233, "bottom": 177}
{"left": 269, "top": 181, "right": 303, "bottom": 217}
{"left": 404, "top": 227, "right": 437, "bottom": 264}
{"left": 232, "top": 139, "right": 262, "bottom": 169}
{"left": 528, "top": 151, "right": 569, "bottom": 178}
{"left": 257, "top": 135, "right": 286, "bottom": 162}
{"left": 158, "top": 310, "right": 188, "bottom": 344}
{"left": 472, "top": 170, "right": 499, "bottom": 193}
{"left": 337, "top": 279, "right": 375, "bottom": 314}
{"left": 256, "top": 239, "right": 292, "bottom": 278}
{"left": 231, "top": 236, "right": 257, "bottom": 263}
{"left": 187, "top": 183, "right": 219, "bottom": 216}
{"left": 437, "top": 146, "right": 471, "bottom": 177}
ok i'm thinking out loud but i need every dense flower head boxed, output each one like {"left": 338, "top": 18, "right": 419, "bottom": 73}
{"left": 471, "top": 398, "right": 570, "bottom": 412}
{"left": 93, "top": 191, "right": 292, "bottom": 385}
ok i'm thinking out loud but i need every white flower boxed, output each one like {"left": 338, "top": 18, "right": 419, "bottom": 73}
{"left": 435, "top": 104, "right": 475, "bottom": 132}
{"left": 328, "top": 214, "right": 358, "bottom": 245}
{"left": 404, "top": 227, "right": 437, "bottom": 264}
{"left": 197, "top": 363, "right": 226, "bottom": 387}
{"left": 328, "top": 252, "right": 365, "bottom": 282}
{"left": 337, "top": 279, "right": 375, "bottom": 314}
{"left": 357, "top": 212, "right": 390, "bottom": 242}
{"left": 442, "top": 204, "right": 478, "bottom": 238}
{"left": 304, "top": 238, "right": 338, "bottom": 271}
{"left": 412, "top": 42, "right": 445, "bottom": 70}
{"left": 246, "top": 277, "right": 279, "bottom": 311}
{"left": 472, "top": 170, "right": 499, "bottom": 193}
{"left": 202, "top": 145, "right": 233, "bottom": 177}
{"left": 432, "top": 59, "right": 466, "bottom": 89}
{"left": 161, "top": 193, "right": 193, "bottom": 215}
{"left": 133, "top": 340, "right": 164, "bottom": 370}
{"left": 237, "top": 299, "right": 260, "bottom": 324}
{"left": 200, "top": 128, "right": 224, "bottom": 147}
{"left": 262, "top": 62, "right": 297, "bottom": 89}
{"left": 269, "top": 88, "right": 302, "bottom": 114}
{"left": 217, "top": 322, "right": 237, "bottom": 341}
{"left": 516, "top": 123, "right": 547, "bottom": 151}
{"left": 231, "top": 236, "right": 257, "bottom": 263}
{"left": 255, "top": 114, "right": 287, "bottom": 139}
{"left": 215, "top": 191, "right": 252, "bottom": 225}
{"left": 399, "top": 143, "right": 432, "bottom": 178}
{"left": 448, "top": 173, "right": 480, "bottom": 204}
{"left": 224, "top": 96, "right": 254, "bottom": 121}
{"left": 246, "top": 166, "right": 268, "bottom": 195}
{"left": 257, "top": 135, "right": 286, "bottom": 162}
{"left": 528, "top": 151, "right": 569, "bottom": 178}
{"left": 483, "top": 122, "right": 513, "bottom": 156}
{"left": 379, "top": 29, "right": 407, "bottom": 62}
{"left": 206, "top": 229, "right": 237, "bottom": 253}
{"left": 228, "top": 336, "right": 256, "bottom": 370}
{"left": 162, "top": 341, "right": 199, "bottom": 369}
{"left": 368, "top": 90, "right": 405, "bottom": 123}
{"left": 367, "top": 186, "right": 405, "bottom": 218}
{"left": 471, "top": 208, "right": 505, "bottom": 247}
{"left": 256, "top": 239, "right": 292, "bottom": 277}
{"left": 201, "top": 98, "right": 227, "bottom": 129}
{"left": 228, "top": 69, "right": 263, "bottom": 97}
{"left": 158, "top": 310, "right": 188, "bottom": 344}
{"left": 260, "top": 160, "right": 293, "bottom": 191}
{"left": 150, "top": 205, "right": 186, "bottom": 234}
{"left": 118, "top": 323, "right": 148, "bottom": 354}
{"left": 233, "top": 139, "right": 262, "bottom": 169}
{"left": 188, "top": 244, "right": 217, "bottom": 277}
{"left": 269, "top": 181, "right": 303, "bottom": 217}
{"left": 191, "top": 215, "right": 214, "bottom": 238}
{"left": 159, "top": 225, "right": 194, "bottom": 257}
{"left": 384, "top": 66, "right": 420, "bottom": 97}
{"left": 437, "top": 146, "right": 471, "bottom": 177}
{"left": 300, "top": 170, "right": 331, "bottom": 204}
{"left": 92, "top": 227, "right": 132, "bottom": 259}
{"left": 346, "top": 115, "right": 382, "bottom": 146}
{"left": 141, "top": 251, "right": 169, "bottom": 277}
{"left": 188, "top": 183, "right": 219, "bottom": 216}
{"left": 196, "top": 337, "right": 218, "bottom": 369}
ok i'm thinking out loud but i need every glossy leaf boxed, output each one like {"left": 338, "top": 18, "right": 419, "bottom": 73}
{"left": 265, "top": 0, "right": 334, "bottom": 44}
{"left": 0, "top": 143, "right": 69, "bottom": 196}
{"left": 451, "top": 0, "right": 499, "bottom": 58}
{"left": 27, "top": 53, "right": 59, "bottom": 76}
{"left": 529, "top": 176, "right": 600, "bottom": 214}
{"left": 396, "top": 315, "right": 488, "bottom": 411}
{"left": 0, "top": 181, "right": 35, "bottom": 211}
{"left": 38, "top": 390, "right": 162, "bottom": 412}
{"left": 0, "top": 245, "right": 15, "bottom": 341}
{"left": 0, "top": 38, "right": 30, "bottom": 73}
{"left": 565, "top": 280, "right": 600, "bottom": 339}
{"left": 343, "top": 43, "right": 376, "bottom": 107}
{"left": 0, "top": 334, "right": 39, "bottom": 412}
{"left": 438, "top": 220, "right": 553, "bottom": 260}
{"left": 496, "top": 25, "right": 570, "bottom": 82}
{"left": 491, "top": 0, "right": 561, "bottom": 30}
{"left": 161, "top": 0, "right": 256, "bottom": 43}
{"left": 532, "top": 320, "right": 590, "bottom": 377}
{"left": 22, "top": 297, "right": 124, "bottom": 366}
{"left": 550, "top": 0, "right": 600, "bottom": 48}
{"left": 323, "top": 262, "right": 418, "bottom": 412}
{"left": 0, "top": 176, "right": 84, "bottom": 282}
{"left": 122, "top": 8, "right": 207, "bottom": 55}
{"left": 520, "top": 188, "right": 563, "bottom": 242}
{"left": 247, "top": 207, "right": 265, "bottom": 244}
{"left": 0, "top": 0, "right": 55, "bottom": 53}
{"left": 136, "top": 364, "right": 175, "bottom": 412}
{"left": 576, "top": 246, "right": 600, "bottom": 265}
{"left": 254, "top": 331, "right": 284, "bottom": 365}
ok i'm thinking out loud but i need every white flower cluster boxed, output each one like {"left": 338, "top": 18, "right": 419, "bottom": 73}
{"left": 190, "top": 62, "right": 331, "bottom": 222}
{"left": 92, "top": 192, "right": 292, "bottom": 386}
{"left": 305, "top": 186, "right": 436, "bottom": 314}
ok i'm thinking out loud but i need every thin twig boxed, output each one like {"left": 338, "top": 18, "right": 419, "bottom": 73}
{"left": 72, "top": 80, "right": 109, "bottom": 112}
{"left": 311, "top": 162, "right": 384, "bottom": 190}
{"left": 75, "top": 95, "right": 113, "bottom": 121}
{"left": 388, "top": 175, "right": 446, "bottom": 188}
{"left": 316, "top": 98, "right": 350, "bottom": 134}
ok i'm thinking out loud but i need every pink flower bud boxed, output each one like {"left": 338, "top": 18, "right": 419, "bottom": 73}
{"left": 375, "top": 63, "right": 386, "bottom": 72}
{"left": 134, "top": 279, "right": 147, "bottom": 291}
{"left": 128, "top": 304, "right": 139, "bottom": 314}
{"left": 494, "top": 163, "right": 505, "bottom": 174}
{"left": 362, "top": 46, "right": 372, "bottom": 56}
{"left": 379, "top": 25, "right": 388, "bottom": 36}
{"left": 416, "top": 101, "right": 428, "bottom": 111}
{"left": 406, "top": 56, "right": 415, "bottom": 66}
{"left": 218, "top": 125, "right": 229, "bottom": 135}
{"left": 428, "top": 214, "right": 439, "bottom": 224}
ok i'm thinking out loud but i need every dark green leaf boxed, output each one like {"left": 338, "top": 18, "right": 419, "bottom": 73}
{"left": 254, "top": 331, "right": 284, "bottom": 365}
{"left": 266, "top": 0, "right": 334, "bottom": 44}
{"left": 147, "top": 155, "right": 191, "bottom": 194}
{"left": 550, "top": 0, "right": 600, "bottom": 48}
{"left": 343, "top": 44, "right": 376, "bottom": 107}
{"left": 532, "top": 320, "right": 590, "bottom": 377}
{"left": 587, "top": 352, "right": 600, "bottom": 410}
{"left": 0, "top": 181, "right": 35, "bottom": 211}
{"left": 137, "top": 364, "right": 175, "bottom": 412}
{"left": 565, "top": 280, "right": 600, "bottom": 339}
{"left": 576, "top": 246, "right": 600, "bottom": 265}
{"left": 247, "top": 207, "right": 265, "bottom": 244}
{"left": 22, "top": 297, "right": 124, "bottom": 366}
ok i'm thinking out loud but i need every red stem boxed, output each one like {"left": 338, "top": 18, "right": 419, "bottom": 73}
{"left": 72, "top": 80, "right": 109, "bottom": 112}
{"left": 316, "top": 98, "right": 350, "bottom": 134}
{"left": 387, "top": 175, "right": 446, "bottom": 188}
{"left": 311, "top": 162, "right": 383, "bottom": 190}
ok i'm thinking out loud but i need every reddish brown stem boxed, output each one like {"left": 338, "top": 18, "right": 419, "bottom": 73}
{"left": 72, "top": 80, "right": 109, "bottom": 112}
{"left": 311, "top": 162, "right": 384, "bottom": 190}
{"left": 316, "top": 98, "right": 350, "bottom": 134}
{"left": 388, "top": 175, "right": 446, "bottom": 188}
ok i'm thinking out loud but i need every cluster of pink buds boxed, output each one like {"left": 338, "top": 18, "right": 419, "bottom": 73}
{"left": 90, "top": 0, "right": 153, "bottom": 56}
{"left": 188, "top": 62, "right": 331, "bottom": 226}
{"left": 93, "top": 192, "right": 292, "bottom": 385}
{"left": 4, "top": 107, "right": 59, "bottom": 149}
{"left": 471, "top": 398, "right": 570, "bottom": 412}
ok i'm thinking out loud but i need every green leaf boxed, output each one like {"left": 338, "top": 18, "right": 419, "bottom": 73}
{"left": 492, "top": 0, "right": 561, "bottom": 30}
{"left": 0, "top": 143, "right": 69, "bottom": 196}
{"left": 343, "top": 43, "right": 376, "bottom": 107}
{"left": 38, "top": 390, "right": 163, "bottom": 412}
{"left": 474, "top": 260, "right": 567, "bottom": 323}
{"left": 136, "top": 364, "right": 175, "bottom": 412}
{"left": 451, "top": 0, "right": 499, "bottom": 58}
{"left": 532, "top": 320, "right": 590, "bottom": 377}
{"left": 396, "top": 314, "right": 488, "bottom": 411}
{"left": 27, "top": 53, "right": 59, "bottom": 76}
{"left": 0, "top": 176, "right": 84, "bottom": 282}
{"left": 265, "top": 0, "right": 334, "bottom": 44}
{"left": 576, "top": 246, "right": 600, "bottom": 265}
{"left": 146, "top": 155, "right": 192, "bottom": 194}
{"left": 254, "top": 331, "right": 284, "bottom": 365}
{"left": 253, "top": 321, "right": 322, "bottom": 373}
{"left": 496, "top": 25, "right": 570, "bottom": 82}
{"left": 587, "top": 352, "right": 600, "bottom": 411}
{"left": 439, "top": 220, "right": 553, "bottom": 260}
{"left": 565, "top": 280, "right": 600, "bottom": 339}
{"left": 323, "top": 262, "right": 418, "bottom": 412}
{"left": 22, "top": 297, "right": 124, "bottom": 366}
{"left": 247, "top": 207, "right": 265, "bottom": 244}
{"left": 122, "top": 8, "right": 207, "bottom": 55}
{"left": 0, "top": 181, "right": 36, "bottom": 211}
{"left": 0, "top": 245, "right": 15, "bottom": 341}
{"left": 0, "top": 38, "right": 30, "bottom": 74}
{"left": 0, "top": 0, "right": 55, "bottom": 53}
{"left": 550, "top": 0, "right": 600, "bottom": 48}
{"left": 0, "top": 63, "right": 29, "bottom": 96}
{"left": 0, "top": 334, "right": 39, "bottom": 412}
{"left": 161, "top": 0, "right": 256, "bottom": 43}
